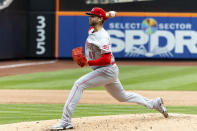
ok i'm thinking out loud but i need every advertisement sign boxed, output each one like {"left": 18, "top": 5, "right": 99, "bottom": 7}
{"left": 57, "top": 13, "right": 197, "bottom": 59}
{"left": 58, "top": 16, "right": 89, "bottom": 58}
{"left": 106, "top": 16, "right": 197, "bottom": 58}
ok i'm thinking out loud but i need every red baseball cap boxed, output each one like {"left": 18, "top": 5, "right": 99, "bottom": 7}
{"left": 86, "top": 7, "right": 108, "bottom": 21}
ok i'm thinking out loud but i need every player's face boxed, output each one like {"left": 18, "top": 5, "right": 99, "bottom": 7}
{"left": 89, "top": 15, "right": 101, "bottom": 26}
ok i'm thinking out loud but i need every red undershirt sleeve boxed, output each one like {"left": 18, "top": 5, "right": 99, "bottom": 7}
{"left": 88, "top": 53, "right": 111, "bottom": 66}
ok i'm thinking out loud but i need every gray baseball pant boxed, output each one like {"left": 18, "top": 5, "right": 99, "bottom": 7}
{"left": 61, "top": 64, "right": 154, "bottom": 125}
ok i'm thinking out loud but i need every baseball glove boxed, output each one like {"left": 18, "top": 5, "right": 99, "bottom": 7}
{"left": 72, "top": 47, "right": 87, "bottom": 67}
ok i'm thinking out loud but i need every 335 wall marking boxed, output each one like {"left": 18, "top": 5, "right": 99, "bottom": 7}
{"left": 36, "top": 16, "right": 46, "bottom": 55}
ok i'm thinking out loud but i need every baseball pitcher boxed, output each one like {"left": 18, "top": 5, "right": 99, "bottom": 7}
{"left": 51, "top": 7, "right": 168, "bottom": 130}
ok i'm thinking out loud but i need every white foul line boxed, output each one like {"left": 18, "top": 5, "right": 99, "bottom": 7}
{"left": 0, "top": 61, "right": 56, "bottom": 69}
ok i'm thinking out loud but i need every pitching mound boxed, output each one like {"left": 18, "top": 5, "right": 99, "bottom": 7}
{"left": 0, "top": 113, "right": 197, "bottom": 131}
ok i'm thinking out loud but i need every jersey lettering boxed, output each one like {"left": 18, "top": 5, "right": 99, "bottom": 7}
{"left": 89, "top": 51, "right": 95, "bottom": 59}
{"left": 102, "top": 45, "right": 109, "bottom": 50}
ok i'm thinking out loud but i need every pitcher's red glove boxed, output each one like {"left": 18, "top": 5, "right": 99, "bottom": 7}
{"left": 72, "top": 47, "right": 87, "bottom": 67}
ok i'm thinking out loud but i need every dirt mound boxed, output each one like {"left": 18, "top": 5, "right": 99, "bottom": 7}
{"left": 0, "top": 113, "right": 197, "bottom": 131}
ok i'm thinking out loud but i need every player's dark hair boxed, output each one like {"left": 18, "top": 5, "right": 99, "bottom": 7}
{"left": 101, "top": 19, "right": 104, "bottom": 24}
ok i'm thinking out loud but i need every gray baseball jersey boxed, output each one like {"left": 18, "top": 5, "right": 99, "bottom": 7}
{"left": 85, "top": 27, "right": 115, "bottom": 70}
{"left": 60, "top": 27, "right": 156, "bottom": 127}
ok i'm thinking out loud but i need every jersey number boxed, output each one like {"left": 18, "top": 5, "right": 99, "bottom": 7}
{"left": 89, "top": 51, "right": 95, "bottom": 59}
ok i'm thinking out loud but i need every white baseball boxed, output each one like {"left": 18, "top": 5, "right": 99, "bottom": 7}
{"left": 106, "top": 11, "right": 116, "bottom": 18}
{"left": 109, "top": 11, "right": 116, "bottom": 17}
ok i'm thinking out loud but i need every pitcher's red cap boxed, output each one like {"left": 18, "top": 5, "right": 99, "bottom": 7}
{"left": 86, "top": 7, "right": 108, "bottom": 21}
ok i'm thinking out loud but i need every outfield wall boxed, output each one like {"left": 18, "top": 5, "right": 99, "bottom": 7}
{"left": 1, "top": 0, "right": 197, "bottom": 59}
{"left": 27, "top": 0, "right": 55, "bottom": 58}
{"left": 0, "top": 0, "right": 27, "bottom": 59}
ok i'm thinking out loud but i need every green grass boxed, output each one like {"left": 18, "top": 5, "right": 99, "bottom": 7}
{"left": 0, "top": 66, "right": 197, "bottom": 90}
{"left": 0, "top": 104, "right": 196, "bottom": 125}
